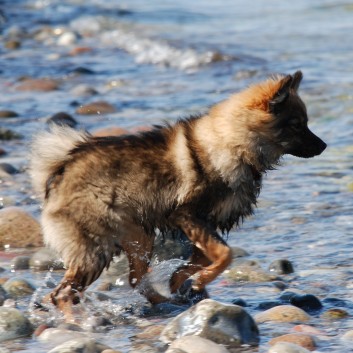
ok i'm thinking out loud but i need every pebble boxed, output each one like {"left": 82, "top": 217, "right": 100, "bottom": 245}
{"left": 269, "top": 333, "right": 316, "bottom": 351}
{"left": 0, "top": 110, "right": 19, "bottom": 118}
{"left": 292, "top": 324, "right": 325, "bottom": 336}
{"left": 166, "top": 335, "right": 230, "bottom": 353}
{"left": 268, "top": 342, "right": 311, "bottom": 353}
{"left": 3, "top": 277, "right": 36, "bottom": 297}
{"left": 268, "top": 259, "right": 294, "bottom": 275}
{"left": 38, "top": 328, "right": 88, "bottom": 346}
{"left": 70, "top": 84, "right": 98, "bottom": 96}
{"left": 5, "top": 40, "right": 21, "bottom": 49}
{"left": 16, "top": 78, "right": 59, "bottom": 92}
{"left": 47, "top": 112, "right": 78, "bottom": 128}
{"left": 29, "top": 247, "right": 64, "bottom": 271}
{"left": 225, "top": 259, "right": 278, "bottom": 282}
{"left": 0, "top": 285, "right": 7, "bottom": 305}
{"left": 0, "top": 307, "right": 33, "bottom": 342}
{"left": 10, "top": 255, "right": 30, "bottom": 270}
{"left": 160, "top": 298, "right": 259, "bottom": 348}
{"left": 48, "top": 338, "right": 111, "bottom": 353}
{"left": 0, "top": 207, "right": 43, "bottom": 248}
{"left": 255, "top": 305, "right": 310, "bottom": 324}
{"left": 0, "top": 128, "right": 22, "bottom": 140}
{"left": 0, "top": 163, "right": 18, "bottom": 175}
{"left": 321, "top": 308, "right": 348, "bottom": 320}
{"left": 93, "top": 126, "right": 130, "bottom": 137}
{"left": 76, "top": 101, "right": 117, "bottom": 115}
{"left": 57, "top": 31, "right": 78, "bottom": 46}
{"left": 290, "top": 294, "right": 322, "bottom": 312}
{"left": 69, "top": 47, "right": 93, "bottom": 56}
{"left": 70, "top": 67, "right": 95, "bottom": 75}
{"left": 0, "top": 148, "right": 6, "bottom": 156}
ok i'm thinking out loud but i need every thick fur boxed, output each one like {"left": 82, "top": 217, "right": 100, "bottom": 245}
{"left": 30, "top": 71, "right": 326, "bottom": 313}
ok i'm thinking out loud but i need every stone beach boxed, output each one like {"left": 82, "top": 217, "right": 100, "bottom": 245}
{"left": 1, "top": 0, "right": 353, "bottom": 352}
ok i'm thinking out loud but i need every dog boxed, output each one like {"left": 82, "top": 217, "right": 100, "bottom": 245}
{"left": 30, "top": 71, "right": 326, "bottom": 317}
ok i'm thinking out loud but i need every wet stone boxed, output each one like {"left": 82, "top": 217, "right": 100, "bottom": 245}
{"left": 290, "top": 294, "right": 323, "bottom": 313}
{"left": 16, "top": 78, "right": 60, "bottom": 92}
{"left": 76, "top": 101, "right": 117, "bottom": 115}
{"left": 268, "top": 259, "right": 294, "bottom": 275}
{"left": 255, "top": 305, "right": 310, "bottom": 324}
{"left": 93, "top": 126, "right": 130, "bottom": 137}
{"left": 3, "top": 277, "right": 36, "bottom": 297}
{"left": 160, "top": 298, "right": 259, "bottom": 348}
{"left": 0, "top": 128, "right": 22, "bottom": 140}
{"left": 231, "top": 298, "right": 247, "bottom": 307}
{"left": 0, "top": 110, "right": 19, "bottom": 118}
{"left": 70, "top": 67, "right": 95, "bottom": 75}
{"left": 10, "top": 255, "right": 30, "bottom": 270}
{"left": 268, "top": 342, "right": 311, "bottom": 353}
{"left": 0, "top": 207, "right": 43, "bottom": 248}
{"left": 47, "top": 112, "right": 78, "bottom": 128}
{"left": 0, "top": 148, "right": 6, "bottom": 156}
{"left": 0, "top": 163, "right": 18, "bottom": 175}
{"left": 166, "top": 335, "right": 230, "bottom": 353}
{"left": 0, "top": 285, "right": 7, "bottom": 305}
{"left": 48, "top": 338, "right": 111, "bottom": 353}
{"left": 321, "top": 308, "right": 348, "bottom": 320}
{"left": 269, "top": 333, "right": 316, "bottom": 351}
{"left": 257, "top": 301, "right": 281, "bottom": 310}
{"left": 5, "top": 40, "right": 21, "bottom": 49}
{"left": 70, "top": 84, "right": 98, "bottom": 96}
{"left": 38, "top": 327, "right": 88, "bottom": 346}
{"left": 0, "top": 307, "right": 33, "bottom": 342}
{"left": 29, "top": 247, "right": 64, "bottom": 271}
{"left": 341, "top": 330, "right": 353, "bottom": 341}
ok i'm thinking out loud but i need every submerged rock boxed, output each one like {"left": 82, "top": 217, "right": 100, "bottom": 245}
{"left": 290, "top": 294, "right": 322, "bottom": 313}
{"left": 268, "top": 342, "right": 311, "bottom": 353}
{"left": 48, "top": 338, "right": 111, "bottom": 353}
{"left": 30, "top": 247, "right": 64, "bottom": 271}
{"left": 269, "top": 333, "right": 316, "bottom": 351}
{"left": 268, "top": 259, "right": 294, "bottom": 275}
{"left": 166, "top": 335, "right": 230, "bottom": 353}
{"left": 16, "top": 78, "right": 59, "bottom": 92}
{"left": 10, "top": 255, "right": 30, "bottom": 270}
{"left": 0, "top": 307, "right": 33, "bottom": 342}
{"left": 47, "top": 112, "right": 78, "bottom": 128}
{"left": 0, "top": 207, "right": 43, "bottom": 248}
{"left": 0, "top": 110, "right": 19, "bottom": 118}
{"left": 160, "top": 299, "right": 259, "bottom": 348}
{"left": 38, "top": 328, "right": 88, "bottom": 346}
{"left": 76, "top": 101, "right": 116, "bottom": 115}
{"left": 0, "top": 128, "right": 22, "bottom": 140}
{"left": 3, "top": 277, "right": 36, "bottom": 297}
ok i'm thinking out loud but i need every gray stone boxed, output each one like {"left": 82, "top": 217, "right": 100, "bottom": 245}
{"left": 30, "top": 247, "right": 64, "bottom": 271}
{"left": 48, "top": 338, "right": 110, "bottom": 353}
{"left": 268, "top": 342, "right": 311, "bottom": 353}
{"left": 3, "top": 277, "right": 36, "bottom": 297}
{"left": 0, "top": 285, "right": 7, "bottom": 305}
{"left": 269, "top": 259, "right": 294, "bottom": 275}
{"left": 160, "top": 299, "right": 259, "bottom": 348}
{"left": 166, "top": 336, "right": 230, "bottom": 353}
{"left": 0, "top": 307, "right": 33, "bottom": 342}
{"left": 38, "top": 328, "right": 87, "bottom": 346}
{"left": 11, "top": 255, "right": 30, "bottom": 270}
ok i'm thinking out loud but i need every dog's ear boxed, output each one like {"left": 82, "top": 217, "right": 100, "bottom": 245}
{"left": 290, "top": 70, "right": 303, "bottom": 91}
{"left": 269, "top": 74, "right": 293, "bottom": 113}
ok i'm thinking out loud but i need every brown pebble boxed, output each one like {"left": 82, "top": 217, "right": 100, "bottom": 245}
{"left": 0, "top": 207, "right": 43, "bottom": 248}
{"left": 321, "top": 308, "right": 348, "bottom": 320}
{"left": 0, "top": 110, "right": 19, "bottom": 118}
{"left": 134, "top": 325, "right": 164, "bottom": 340}
{"left": 93, "top": 127, "right": 129, "bottom": 137}
{"left": 76, "top": 101, "right": 116, "bottom": 115}
{"left": 269, "top": 333, "right": 316, "bottom": 351}
{"left": 16, "top": 78, "right": 59, "bottom": 92}
{"left": 5, "top": 40, "right": 21, "bottom": 49}
{"left": 292, "top": 324, "right": 325, "bottom": 336}
{"left": 69, "top": 47, "right": 93, "bottom": 56}
{"left": 0, "top": 148, "right": 6, "bottom": 156}
{"left": 255, "top": 305, "right": 310, "bottom": 323}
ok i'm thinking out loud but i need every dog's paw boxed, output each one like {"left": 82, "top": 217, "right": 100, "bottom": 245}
{"left": 173, "top": 278, "right": 209, "bottom": 305}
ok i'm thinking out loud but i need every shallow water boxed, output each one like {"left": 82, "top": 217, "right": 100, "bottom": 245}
{"left": 1, "top": 0, "right": 353, "bottom": 352}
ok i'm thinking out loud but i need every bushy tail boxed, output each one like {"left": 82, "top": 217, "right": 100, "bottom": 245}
{"left": 30, "top": 125, "right": 90, "bottom": 198}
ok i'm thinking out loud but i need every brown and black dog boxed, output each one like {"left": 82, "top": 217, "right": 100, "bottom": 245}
{"left": 30, "top": 71, "right": 326, "bottom": 316}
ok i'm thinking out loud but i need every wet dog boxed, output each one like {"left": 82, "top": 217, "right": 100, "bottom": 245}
{"left": 30, "top": 71, "right": 326, "bottom": 317}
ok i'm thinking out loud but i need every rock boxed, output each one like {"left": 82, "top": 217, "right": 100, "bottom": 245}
{"left": 57, "top": 31, "right": 78, "bottom": 46}
{"left": 292, "top": 324, "right": 325, "bottom": 336}
{"left": 225, "top": 259, "right": 278, "bottom": 282}
{"left": 257, "top": 301, "right": 281, "bottom": 310}
{"left": 3, "top": 277, "right": 36, "bottom": 297}
{"left": 48, "top": 338, "right": 110, "bottom": 353}
{"left": 101, "top": 350, "right": 123, "bottom": 353}
{"left": 5, "top": 40, "right": 21, "bottom": 49}
{"left": 70, "top": 84, "right": 98, "bottom": 96}
{"left": 16, "top": 78, "right": 59, "bottom": 92}
{"left": 47, "top": 112, "right": 78, "bottom": 128}
{"left": 93, "top": 126, "right": 129, "bottom": 137}
{"left": 290, "top": 294, "right": 322, "bottom": 312}
{"left": 0, "top": 347, "right": 11, "bottom": 353}
{"left": 166, "top": 336, "right": 230, "bottom": 353}
{"left": 29, "top": 247, "right": 64, "bottom": 271}
{"left": 321, "top": 308, "right": 348, "bottom": 320}
{"left": 38, "top": 328, "right": 87, "bottom": 346}
{"left": 268, "top": 259, "right": 294, "bottom": 275}
{"left": 269, "top": 333, "right": 316, "bottom": 351}
{"left": 10, "top": 255, "right": 30, "bottom": 270}
{"left": 0, "top": 285, "right": 7, "bottom": 305}
{"left": 134, "top": 325, "right": 164, "bottom": 340}
{"left": 0, "top": 207, "right": 43, "bottom": 248}
{"left": 231, "top": 298, "right": 247, "bottom": 307}
{"left": 0, "top": 148, "right": 6, "bottom": 156}
{"left": 70, "top": 67, "right": 95, "bottom": 75}
{"left": 0, "top": 110, "right": 19, "bottom": 118}
{"left": 268, "top": 342, "right": 311, "bottom": 353}
{"left": 0, "top": 307, "right": 33, "bottom": 342}
{"left": 76, "top": 101, "right": 116, "bottom": 115}
{"left": 69, "top": 47, "right": 93, "bottom": 56}
{"left": 231, "top": 246, "right": 250, "bottom": 258}
{"left": 279, "top": 291, "right": 298, "bottom": 302}
{"left": 255, "top": 305, "right": 310, "bottom": 323}
{"left": 160, "top": 299, "right": 259, "bottom": 348}
{"left": 0, "top": 163, "right": 18, "bottom": 175}
{"left": 0, "top": 128, "right": 22, "bottom": 140}
{"left": 341, "top": 330, "right": 353, "bottom": 341}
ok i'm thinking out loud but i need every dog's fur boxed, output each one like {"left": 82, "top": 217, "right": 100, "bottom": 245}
{"left": 30, "top": 71, "right": 326, "bottom": 315}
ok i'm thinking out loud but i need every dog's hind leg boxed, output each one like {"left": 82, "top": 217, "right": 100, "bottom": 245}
{"left": 169, "top": 211, "right": 232, "bottom": 292}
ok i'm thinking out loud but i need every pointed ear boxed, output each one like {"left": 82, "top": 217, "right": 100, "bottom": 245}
{"left": 290, "top": 70, "right": 303, "bottom": 91}
{"left": 269, "top": 74, "right": 293, "bottom": 112}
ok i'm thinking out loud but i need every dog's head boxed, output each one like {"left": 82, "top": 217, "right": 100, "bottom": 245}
{"left": 268, "top": 71, "right": 327, "bottom": 158}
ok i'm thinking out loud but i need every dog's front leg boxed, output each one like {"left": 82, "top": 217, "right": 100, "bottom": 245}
{"left": 169, "top": 211, "right": 232, "bottom": 291}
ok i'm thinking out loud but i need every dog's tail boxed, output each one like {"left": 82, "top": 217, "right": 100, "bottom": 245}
{"left": 30, "top": 125, "right": 90, "bottom": 198}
